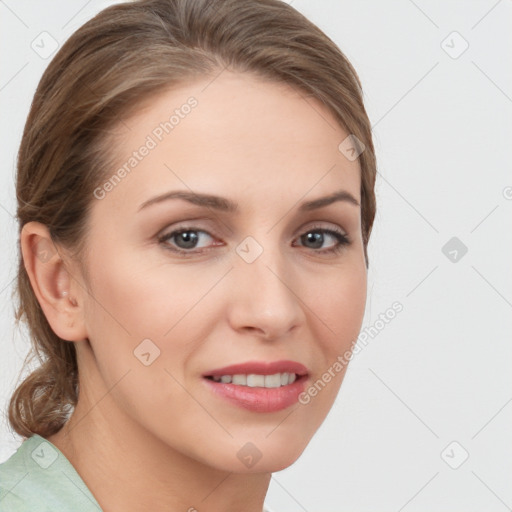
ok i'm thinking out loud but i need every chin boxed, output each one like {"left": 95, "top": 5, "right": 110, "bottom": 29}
{"left": 205, "top": 432, "right": 312, "bottom": 474}
{"left": 255, "top": 450, "right": 305, "bottom": 473}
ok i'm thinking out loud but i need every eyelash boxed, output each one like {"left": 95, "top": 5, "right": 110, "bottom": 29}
{"left": 157, "top": 223, "right": 351, "bottom": 256}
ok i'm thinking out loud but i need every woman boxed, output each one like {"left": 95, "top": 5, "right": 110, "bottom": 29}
{"left": 0, "top": 0, "right": 377, "bottom": 510}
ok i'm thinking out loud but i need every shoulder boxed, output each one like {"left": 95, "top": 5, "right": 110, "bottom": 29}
{"left": 0, "top": 435, "right": 45, "bottom": 511}
{"left": 0, "top": 435, "right": 101, "bottom": 511}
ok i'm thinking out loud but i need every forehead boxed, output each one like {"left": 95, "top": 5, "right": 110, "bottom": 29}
{"left": 98, "top": 71, "right": 361, "bottom": 211}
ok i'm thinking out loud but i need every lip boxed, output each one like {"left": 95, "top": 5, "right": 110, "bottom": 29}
{"left": 202, "top": 360, "right": 309, "bottom": 413}
{"left": 202, "top": 360, "right": 309, "bottom": 378}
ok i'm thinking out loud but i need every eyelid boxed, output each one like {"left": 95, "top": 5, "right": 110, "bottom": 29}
{"left": 158, "top": 219, "right": 348, "bottom": 241}
{"left": 157, "top": 220, "right": 350, "bottom": 256}
{"left": 296, "top": 221, "right": 348, "bottom": 237}
{"left": 158, "top": 226, "right": 220, "bottom": 248}
{"left": 293, "top": 222, "right": 351, "bottom": 250}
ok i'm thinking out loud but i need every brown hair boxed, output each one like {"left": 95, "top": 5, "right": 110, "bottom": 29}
{"left": 8, "top": 0, "right": 377, "bottom": 438}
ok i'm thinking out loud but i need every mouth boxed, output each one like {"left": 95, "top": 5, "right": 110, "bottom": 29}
{"left": 202, "top": 360, "right": 309, "bottom": 413}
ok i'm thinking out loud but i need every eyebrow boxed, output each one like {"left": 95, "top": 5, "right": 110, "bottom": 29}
{"left": 138, "top": 189, "right": 360, "bottom": 213}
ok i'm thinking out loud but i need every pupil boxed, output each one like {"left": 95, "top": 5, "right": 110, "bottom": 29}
{"left": 305, "top": 231, "right": 323, "bottom": 249}
{"left": 177, "top": 231, "right": 198, "bottom": 249}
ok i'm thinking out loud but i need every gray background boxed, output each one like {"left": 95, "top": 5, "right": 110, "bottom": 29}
{"left": 1, "top": 1, "right": 511, "bottom": 511}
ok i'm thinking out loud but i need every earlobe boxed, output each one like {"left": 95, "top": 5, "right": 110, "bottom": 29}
{"left": 20, "top": 221, "right": 88, "bottom": 342}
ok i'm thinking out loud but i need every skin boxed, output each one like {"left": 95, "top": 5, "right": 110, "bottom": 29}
{"left": 21, "top": 71, "right": 367, "bottom": 512}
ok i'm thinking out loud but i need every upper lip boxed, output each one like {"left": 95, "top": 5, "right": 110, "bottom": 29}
{"left": 203, "top": 360, "right": 309, "bottom": 378}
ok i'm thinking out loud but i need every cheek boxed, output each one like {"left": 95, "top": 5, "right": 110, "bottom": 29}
{"left": 335, "top": 269, "right": 367, "bottom": 339}
{"left": 310, "top": 262, "right": 367, "bottom": 355}
{"left": 296, "top": 267, "right": 366, "bottom": 429}
{"left": 81, "top": 250, "right": 223, "bottom": 371}
{"left": 79, "top": 253, "right": 214, "bottom": 423}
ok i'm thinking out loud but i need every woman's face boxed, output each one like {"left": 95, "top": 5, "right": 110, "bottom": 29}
{"left": 74, "top": 71, "right": 367, "bottom": 472}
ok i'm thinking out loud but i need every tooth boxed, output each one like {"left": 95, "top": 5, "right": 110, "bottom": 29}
{"left": 218, "top": 373, "right": 297, "bottom": 387}
{"left": 247, "top": 374, "right": 265, "bottom": 387}
{"left": 265, "top": 373, "right": 281, "bottom": 388}
{"left": 232, "top": 374, "right": 247, "bottom": 385}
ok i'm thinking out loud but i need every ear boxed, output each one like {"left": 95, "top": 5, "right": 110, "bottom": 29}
{"left": 20, "top": 221, "right": 88, "bottom": 343}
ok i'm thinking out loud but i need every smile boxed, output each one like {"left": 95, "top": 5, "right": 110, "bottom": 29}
{"left": 206, "top": 372, "right": 297, "bottom": 388}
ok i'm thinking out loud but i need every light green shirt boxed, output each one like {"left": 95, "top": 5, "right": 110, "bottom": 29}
{"left": 0, "top": 434, "right": 275, "bottom": 511}
{"left": 0, "top": 434, "right": 102, "bottom": 511}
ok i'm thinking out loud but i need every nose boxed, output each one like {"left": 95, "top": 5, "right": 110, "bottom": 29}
{"left": 227, "top": 240, "right": 305, "bottom": 340}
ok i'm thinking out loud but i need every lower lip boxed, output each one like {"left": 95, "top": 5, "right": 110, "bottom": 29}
{"left": 203, "top": 376, "right": 307, "bottom": 413}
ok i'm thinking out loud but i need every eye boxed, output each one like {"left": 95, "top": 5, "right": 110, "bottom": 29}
{"left": 158, "top": 228, "right": 217, "bottom": 253}
{"left": 294, "top": 225, "right": 350, "bottom": 254}
{"left": 157, "top": 224, "right": 351, "bottom": 256}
